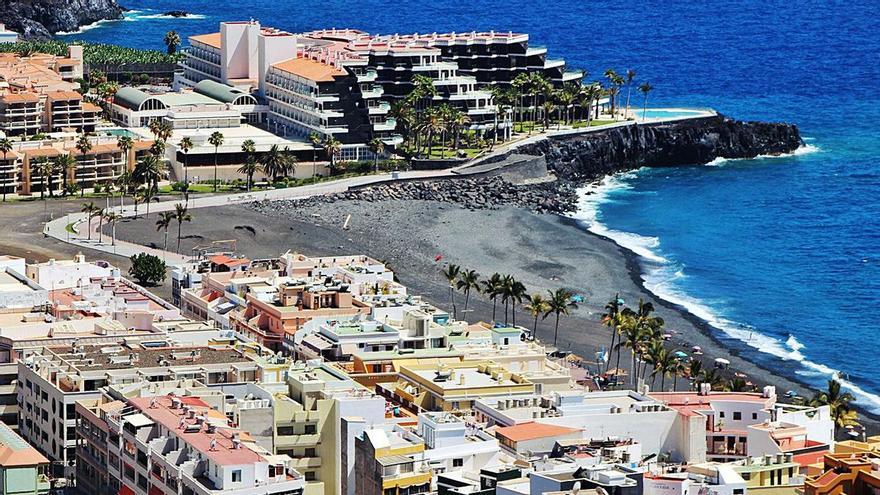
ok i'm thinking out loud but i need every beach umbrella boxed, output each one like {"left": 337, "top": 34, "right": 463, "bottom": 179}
{"left": 673, "top": 350, "right": 689, "bottom": 359}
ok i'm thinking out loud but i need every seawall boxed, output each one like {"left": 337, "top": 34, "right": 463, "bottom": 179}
{"left": 507, "top": 114, "right": 804, "bottom": 181}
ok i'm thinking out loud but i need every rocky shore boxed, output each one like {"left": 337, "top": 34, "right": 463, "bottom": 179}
{"left": 514, "top": 114, "right": 804, "bottom": 182}
{"left": 0, "top": 0, "right": 123, "bottom": 38}
{"left": 255, "top": 176, "right": 579, "bottom": 215}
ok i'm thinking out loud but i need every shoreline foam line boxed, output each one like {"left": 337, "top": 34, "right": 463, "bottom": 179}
{"left": 567, "top": 143, "right": 880, "bottom": 413}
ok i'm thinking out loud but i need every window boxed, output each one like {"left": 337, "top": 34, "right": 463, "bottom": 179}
{"left": 277, "top": 426, "right": 294, "bottom": 436}
{"left": 452, "top": 458, "right": 463, "bottom": 468}
{"left": 304, "top": 424, "right": 317, "bottom": 434}
{"left": 232, "top": 470, "right": 242, "bottom": 483}
{"left": 752, "top": 412, "right": 758, "bottom": 420}
{"left": 733, "top": 412, "right": 742, "bottom": 420}
{"left": 304, "top": 448, "right": 316, "bottom": 457}
{"left": 719, "top": 411, "right": 725, "bottom": 418}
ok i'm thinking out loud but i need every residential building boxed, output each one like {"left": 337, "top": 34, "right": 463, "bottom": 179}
{"left": 0, "top": 422, "right": 50, "bottom": 495}
{"left": 0, "top": 25, "right": 18, "bottom": 44}
{"left": 354, "top": 428, "right": 431, "bottom": 495}
{"left": 107, "top": 394, "right": 305, "bottom": 495}
{"left": 0, "top": 46, "right": 95, "bottom": 138}
{"left": 803, "top": 452, "right": 880, "bottom": 495}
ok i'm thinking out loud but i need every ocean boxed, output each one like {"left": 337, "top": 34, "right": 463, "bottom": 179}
{"left": 61, "top": 0, "right": 880, "bottom": 410}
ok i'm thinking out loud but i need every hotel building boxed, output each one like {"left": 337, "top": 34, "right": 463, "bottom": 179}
{"left": 0, "top": 46, "right": 97, "bottom": 138}
{"left": 176, "top": 21, "right": 583, "bottom": 155}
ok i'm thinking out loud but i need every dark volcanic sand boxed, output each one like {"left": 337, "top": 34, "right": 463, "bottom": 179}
{"left": 111, "top": 198, "right": 869, "bottom": 426}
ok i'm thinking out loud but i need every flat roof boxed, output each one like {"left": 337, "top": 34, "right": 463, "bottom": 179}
{"left": 129, "top": 396, "right": 262, "bottom": 466}
{"left": 190, "top": 33, "right": 222, "bottom": 49}
{"left": 495, "top": 422, "right": 581, "bottom": 442}
{"left": 272, "top": 57, "right": 346, "bottom": 82}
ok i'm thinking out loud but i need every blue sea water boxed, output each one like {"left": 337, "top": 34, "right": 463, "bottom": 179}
{"left": 62, "top": 1, "right": 880, "bottom": 410}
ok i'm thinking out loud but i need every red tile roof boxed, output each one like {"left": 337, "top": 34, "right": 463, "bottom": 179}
{"left": 272, "top": 57, "right": 346, "bottom": 82}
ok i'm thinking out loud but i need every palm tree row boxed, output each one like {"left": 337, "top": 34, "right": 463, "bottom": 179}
{"left": 440, "top": 265, "right": 577, "bottom": 346}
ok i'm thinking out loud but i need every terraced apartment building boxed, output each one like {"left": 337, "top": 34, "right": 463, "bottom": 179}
{"left": 176, "top": 21, "right": 582, "bottom": 154}
{"left": 0, "top": 47, "right": 98, "bottom": 138}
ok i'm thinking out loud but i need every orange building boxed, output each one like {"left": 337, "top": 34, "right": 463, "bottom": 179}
{"left": 803, "top": 452, "right": 880, "bottom": 495}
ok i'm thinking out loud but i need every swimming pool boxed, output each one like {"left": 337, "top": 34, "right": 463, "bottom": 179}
{"left": 638, "top": 108, "right": 712, "bottom": 119}
{"left": 101, "top": 128, "right": 138, "bottom": 138}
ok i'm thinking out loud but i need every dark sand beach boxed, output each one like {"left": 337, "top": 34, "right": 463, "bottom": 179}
{"left": 111, "top": 198, "right": 843, "bottom": 413}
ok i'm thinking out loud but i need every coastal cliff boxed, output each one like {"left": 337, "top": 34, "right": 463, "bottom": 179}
{"left": 516, "top": 114, "right": 804, "bottom": 181}
{"left": 0, "top": 0, "right": 123, "bottom": 38}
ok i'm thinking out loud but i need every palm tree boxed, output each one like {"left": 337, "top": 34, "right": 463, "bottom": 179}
{"left": 80, "top": 201, "right": 98, "bottom": 240}
{"left": 259, "top": 144, "right": 288, "bottom": 182}
{"left": 31, "top": 157, "right": 52, "bottom": 199}
{"left": 308, "top": 132, "right": 322, "bottom": 178}
{"left": 810, "top": 379, "right": 859, "bottom": 433}
{"left": 139, "top": 185, "right": 158, "bottom": 218}
{"left": 455, "top": 269, "right": 480, "bottom": 313}
{"left": 56, "top": 154, "right": 77, "bottom": 197}
{"left": 163, "top": 30, "right": 181, "bottom": 55}
{"left": 698, "top": 368, "right": 724, "bottom": 391}
{"left": 481, "top": 273, "right": 504, "bottom": 322}
{"left": 156, "top": 122, "right": 173, "bottom": 143}
{"left": 604, "top": 69, "right": 619, "bottom": 117}
{"left": 93, "top": 208, "right": 105, "bottom": 243}
{"left": 624, "top": 69, "right": 636, "bottom": 118}
{"left": 208, "top": 131, "right": 224, "bottom": 191}
{"left": 117, "top": 135, "right": 134, "bottom": 175}
{"left": 148, "top": 120, "right": 162, "bottom": 140}
{"left": 687, "top": 359, "right": 704, "bottom": 389}
{"left": 156, "top": 211, "right": 174, "bottom": 253}
{"left": 441, "top": 264, "right": 461, "bottom": 319}
{"left": 134, "top": 155, "right": 162, "bottom": 194}
{"left": 727, "top": 377, "right": 750, "bottom": 392}
{"left": 545, "top": 288, "right": 577, "bottom": 346}
{"left": 0, "top": 138, "right": 12, "bottom": 201}
{"left": 322, "top": 136, "right": 342, "bottom": 174}
{"left": 104, "top": 211, "right": 122, "bottom": 246}
{"left": 367, "top": 138, "right": 385, "bottom": 173}
{"left": 75, "top": 134, "right": 91, "bottom": 196}
{"left": 178, "top": 136, "right": 194, "bottom": 186}
{"left": 508, "top": 278, "right": 527, "bottom": 327}
{"left": 639, "top": 82, "right": 654, "bottom": 121}
{"left": 239, "top": 139, "right": 258, "bottom": 190}
{"left": 601, "top": 294, "right": 622, "bottom": 374}
{"left": 524, "top": 293, "right": 550, "bottom": 339}
{"left": 173, "top": 203, "right": 192, "bottom": 254}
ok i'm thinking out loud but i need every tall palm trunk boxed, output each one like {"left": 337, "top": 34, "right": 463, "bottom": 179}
{"left": 448, "top": 286, "right": 456, "bottom": 319}
{"left": 605, "top": 327, "right": 617, "bottom": 374}
{"left": 553, "top": 313, "right": 561, "bottom": 346}
{"left": 533, "top": 314, "right": 540, "bottom": 339}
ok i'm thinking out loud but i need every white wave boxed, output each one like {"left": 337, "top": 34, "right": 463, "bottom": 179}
{"left": 570, "top": 171, "right": 668, "bottom": 263}
{"left": 56, "top": 18, "right": 118, "bottom": 34}
{"left": 134, "top": 13, "right": 207, "bottom": 19}
{"left": 704, "top": 142, "right": 821, "bottom": 167}
{"left": 569, "top": 158, "right": 880, "bottom": 413}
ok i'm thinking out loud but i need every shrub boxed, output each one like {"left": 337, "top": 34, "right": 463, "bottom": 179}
{"left": 129, "top": 253, "right": 166, "bottom": 286}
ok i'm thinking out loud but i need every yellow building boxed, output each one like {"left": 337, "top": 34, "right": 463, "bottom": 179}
{"left": 733, "top": 454, "right": 803, "bottom": 495}
{"left": 388, "top": 360, "right": 536, "bottom": 412}
{"left": 354, "top": 428, "right": 431, "bottom": 495}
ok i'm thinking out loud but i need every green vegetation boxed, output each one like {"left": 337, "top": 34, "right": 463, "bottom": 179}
{"left": 0, "top": 40, "right": 179, "bottom": 64}
{"left": 128, "top": 253, "right": 166, "bottom": 286}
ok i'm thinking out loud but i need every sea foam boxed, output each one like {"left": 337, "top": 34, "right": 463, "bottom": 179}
{"left": 569, "top": 152, "right": 880, "bottom": 413}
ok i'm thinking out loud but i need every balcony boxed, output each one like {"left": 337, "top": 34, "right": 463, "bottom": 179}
{"left": 360, "top": 86, "right": 384, "bottom": 99}
{"left": 356, "top": 70, "right": 377, "bottom": 83}
{"left": 544, "top": 58, "right": 565, "bottom": 69}
{"left": 562, "top": 70, "right": 584, "bottom": 81}
{"left": 368, "top": 102, "right": 391, "bottom": 115}
{"left": 372, "top": 118, "right": 397, "bottom": 132}
{"left": 525, "top": 45, "right": 548, "bottom": 57}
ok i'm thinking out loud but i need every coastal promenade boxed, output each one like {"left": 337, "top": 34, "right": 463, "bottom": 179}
{"left": 43, "top": 109, "right": 717, "bottom": 263}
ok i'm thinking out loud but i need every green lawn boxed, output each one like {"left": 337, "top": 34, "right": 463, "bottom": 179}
{"left": 424, "top": 147, "right": 484, "bottom": 160}
{"left": 65, "top": 222, "right": 77, "bottom": 234}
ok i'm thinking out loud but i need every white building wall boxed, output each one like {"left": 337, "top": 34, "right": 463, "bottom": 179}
{"left": 257, "top": 33, "right": 298, "bottom": 98}
{"left": 221, "top": 22, "right": 259, "bottom": 83}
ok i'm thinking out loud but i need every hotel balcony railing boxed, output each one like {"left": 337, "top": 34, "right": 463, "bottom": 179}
{"left": 368, "top": 102, "right": 391, "bottom": 114}
{"left": 373, "top": 118, "right": 397, "bottom": 131}
{"left": 356, "top": 70, "right": 378, "bottom": 82}
{"left": 361, "top": 87, "right": 384, "bottom": 99}
{"left": 525, "top": 45, "right": 548, "bottom": 57}
{"left": 543, "top": 58, "right": 566, "bottom": 69}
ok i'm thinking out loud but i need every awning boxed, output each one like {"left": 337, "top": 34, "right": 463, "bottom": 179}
{"left": 340, "top": 343, "right": 359, "bottom": 355}
{"left": 302, "top": 334, "right": 333, "bottom": 351}
{"left": 119, "top": 485, "right": 135, "bottom": 495}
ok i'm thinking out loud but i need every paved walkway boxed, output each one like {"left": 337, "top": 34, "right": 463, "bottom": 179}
{"left": 44, "top": 168, "right": 460, "bottom": 263}
{"left": 45, "top": 109, "right": 717, "bottom": 263}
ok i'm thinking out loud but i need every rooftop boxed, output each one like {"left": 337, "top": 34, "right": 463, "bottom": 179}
{"left": 272, "top": 57, "right": 347, "bottom": 82}
{"left": 495, "top": 422, "right": 581, "bottom": 442}
{"left": 128, "top": 395, "right": 262, "bottom": 466}
{"left": 0, "top": 422, "right": 48, "bottom": 467}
